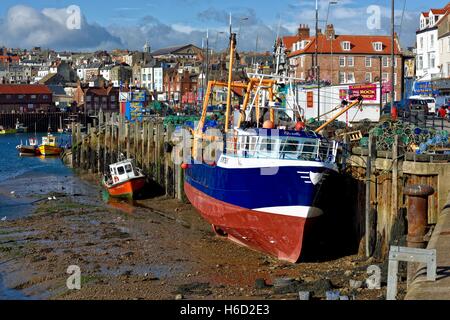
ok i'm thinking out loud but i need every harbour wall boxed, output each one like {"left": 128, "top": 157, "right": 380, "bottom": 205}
{"left": 346, "top": 148, "right": 450, "bottom": 259}
{"left": 0, "top": 112, "right": 92, "bottom": 132}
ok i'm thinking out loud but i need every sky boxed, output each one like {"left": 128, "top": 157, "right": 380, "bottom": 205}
{"left": 0, "top": 0, "right": 446, "bottom": 52}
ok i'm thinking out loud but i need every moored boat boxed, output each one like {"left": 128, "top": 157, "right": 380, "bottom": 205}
{"left": 17, "top": 138, "right": 40, "bottom": 156}
{"left": 39, "top": 134, "right": 63, "bottom": 156}
{"left": 102, "top": 157, "right": 146, "bottom": 200}
{"left": 0, "top": 126, "right": 17, "bottom": 135}
{"left": 15, "top": 120, "right": 28, "bottom": 133}
{"left": 182, "top": 32, "right": 345, "bottom": 263}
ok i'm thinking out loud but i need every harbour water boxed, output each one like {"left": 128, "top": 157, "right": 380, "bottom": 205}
{"left": 0, "top": 133, "right": 72, "bottom": 220}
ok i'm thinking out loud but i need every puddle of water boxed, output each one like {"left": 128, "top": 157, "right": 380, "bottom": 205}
{"left": 0, "top": 273, "right": 31, "bottom": 300}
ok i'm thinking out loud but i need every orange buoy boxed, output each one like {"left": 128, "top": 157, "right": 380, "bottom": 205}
{"left": 295, "top": 122, "right": 306, "bottom": 131}
{"left": 181, "top": 163, "right": 189, "bottom": 170}
{"left": 263, "top": 120, "right": 274, "bottom": 129}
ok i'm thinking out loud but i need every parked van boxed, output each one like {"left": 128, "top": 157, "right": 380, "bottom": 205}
{"left": 409, "top": 95, "right": 436, "bottom": 114}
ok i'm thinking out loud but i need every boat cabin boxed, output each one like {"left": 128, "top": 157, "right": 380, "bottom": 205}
{"left": 229, "top": 129, "right": 337, "bottom": 163}
{"left": 108, "top": 160, "right": 143, "bottom": 185}
{"left": 41, "top": 135, "right": 58, "bottom": 147}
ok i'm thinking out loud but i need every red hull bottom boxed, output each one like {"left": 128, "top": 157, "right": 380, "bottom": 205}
{"left": 184, "top": 182, "right": 318, "bottom": 263}
{"left": 105, "top": 177, "right": 146, "bottom": 199}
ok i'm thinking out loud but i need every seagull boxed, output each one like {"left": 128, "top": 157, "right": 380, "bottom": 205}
{"left": 48, "top": 197, "right": 53, "bottom": 201}
{"left": 1, "top": 217, "right": 6, "bottom": 221}
{"left": 52, "top": 196, "right": 57, "bottom": 200}
{"left": 10, "top": 191, "right": 15, "bottom": 195}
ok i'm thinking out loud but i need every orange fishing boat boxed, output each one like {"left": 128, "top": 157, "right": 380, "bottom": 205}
{"left": 102, "top": 157, "right": 146, "bottom": 200}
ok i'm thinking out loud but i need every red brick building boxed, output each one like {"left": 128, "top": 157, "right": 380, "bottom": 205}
{"left": 163, "top": 68, "right": 198, "bottom": 106}
{"left": 74, "top": 83, "right": 120, "bottom": 114}
{"left": 0, "top": 84, "right": 53, "bottom": 112}
{"left": 283, "top": 24, "right": 404, "bottom": 103}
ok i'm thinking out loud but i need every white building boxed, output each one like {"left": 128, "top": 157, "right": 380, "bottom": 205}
{"left": 141, "top": 64, "right": 163, "bottom": 92}
{"left": 416, "top": 5, "right": 449, "bottom": 81}
{"left": 100, "top": 65, "right": 112, "bottom": 81}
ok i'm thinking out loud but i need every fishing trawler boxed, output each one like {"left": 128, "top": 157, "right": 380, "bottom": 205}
{"left": 181, "top": 32, "right": 357, "bottom": 263}
{"left": 39, "top": 134, "right": 63, "bottom": 156}
{"left": 102, "top": 157, "right": 146, "bottom": 200}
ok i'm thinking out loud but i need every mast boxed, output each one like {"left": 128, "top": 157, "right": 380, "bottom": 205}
{"left": 315, "top": 0, "right": 321, "bottom": 121}
{"left": 390, "top": 0, "right": 395, "bottom": 107}
{"left": 206, "top": 29, "right": 210, "bottom": 107}
{"left": 225, "top": 33, "right": 237, "bottom": 133}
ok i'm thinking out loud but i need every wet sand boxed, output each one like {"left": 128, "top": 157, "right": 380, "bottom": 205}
{"left": 0, "top": 173, "right": 404, "bottom": 300}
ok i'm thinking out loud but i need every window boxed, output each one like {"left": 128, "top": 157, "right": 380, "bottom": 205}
{"left": 418, "top": 55, "right": 423, "bottom": 70}
{"left": 347, "top": 56, "right": 354, "bottom": 67}
{"left": 31, "top": 95, "right": 36, "bottom": 99}
{"left": 382, "top": 57, "right": 389, "bottom": 67}
{"left": 373, "top": 42, "right": 383, "bottom": 51}
{"left": 339, "top": 72, "right": 346, "bottom": 84}
{"left": 117, "top": 166, "right": 125, "bottom": 175}
{"left": 18, "top": 95, "right": 24, "bottom": 99}
{"left": 341, "top": 41, "right": 351, "bottom": 51}
{"left": 430, "top": 53, "right": 436, "bottom": 68}
{"left": 430, "top": 34, "right": 435, "bottom": 49}
{"left": 394, "top": 73, "right": 397, "bottom": 85}
{"left": 365, "top": 72, "right": 372, "bottom": 83}
{"left": 365, "top": 57, "right": 372, "bottom": 68}
{"left": 42, "top": 95, "right": 48, "bottom": 100}
{"left": 339, "top": 56, "right": 346, "bottom": 67}
{"left": 111, "top": 96, "right": 116, "bottom": 102}
{"left": 125, "top": 164, "right": 132, "bottom": 173}
{"left": 382, "top": 73, "right": 389, "bottom": 82}
{"left": 6, "top": 95, "right": 11, "bottom": 99}
{"left": 420, "top": 37, "right": 424, "bottom": 49}
{"left": 143, "top": 74, "right": 147, "bottom": 81}
{"left": 347, "top": 72, "right": 355, "bottom": 83}
{"left": 86, "top": 95, "right": 91, "bottom": 102}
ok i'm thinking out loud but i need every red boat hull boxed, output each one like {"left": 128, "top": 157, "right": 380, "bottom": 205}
{"left": 105, "top": 177, "right": 146, "bottom": 199}
{"left": 184, "top": 182, "right": 319, "bottom": 263}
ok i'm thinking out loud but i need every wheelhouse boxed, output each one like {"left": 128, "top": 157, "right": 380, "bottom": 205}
{"left": 42, "top": 135, "right": 58, "bottom": 146}
{"left": 108, "top": 160, "right": 143, "bottom": 185}
{"left": 227, "top": 129, "right": 338, "bottom": 163}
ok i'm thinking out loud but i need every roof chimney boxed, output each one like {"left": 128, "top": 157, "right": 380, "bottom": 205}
{"left": 325, "top": 24, "right": 335, "bottom": 40}
{"left": 297, "top": 24, "right": 310, "bottom": 38}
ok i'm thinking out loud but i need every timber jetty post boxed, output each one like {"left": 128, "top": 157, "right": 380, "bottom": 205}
{"left": 68, "top": 112, "right": 184, "bottom": 200}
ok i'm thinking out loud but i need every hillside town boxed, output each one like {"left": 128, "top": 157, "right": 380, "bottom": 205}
{"left": 0, "top": 3, "right": 449, "bottom": 119}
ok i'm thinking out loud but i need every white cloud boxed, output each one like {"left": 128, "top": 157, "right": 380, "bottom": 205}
{"left": 0, "top": 5, "right": 123, "bottom": 51}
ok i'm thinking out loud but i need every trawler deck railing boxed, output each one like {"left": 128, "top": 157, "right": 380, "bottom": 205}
{"left": 224, "top": 134, "right": 337, "bottom": 163}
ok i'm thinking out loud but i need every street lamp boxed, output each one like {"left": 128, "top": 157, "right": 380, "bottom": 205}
{"left": 214, "top": 31, "right": 225, "bottom": 54}
{"left": 237, "top": 17, "right": 249, "bottom": 44}
{"left": 325, "top": 1, "right": 338, "bottom": 30}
